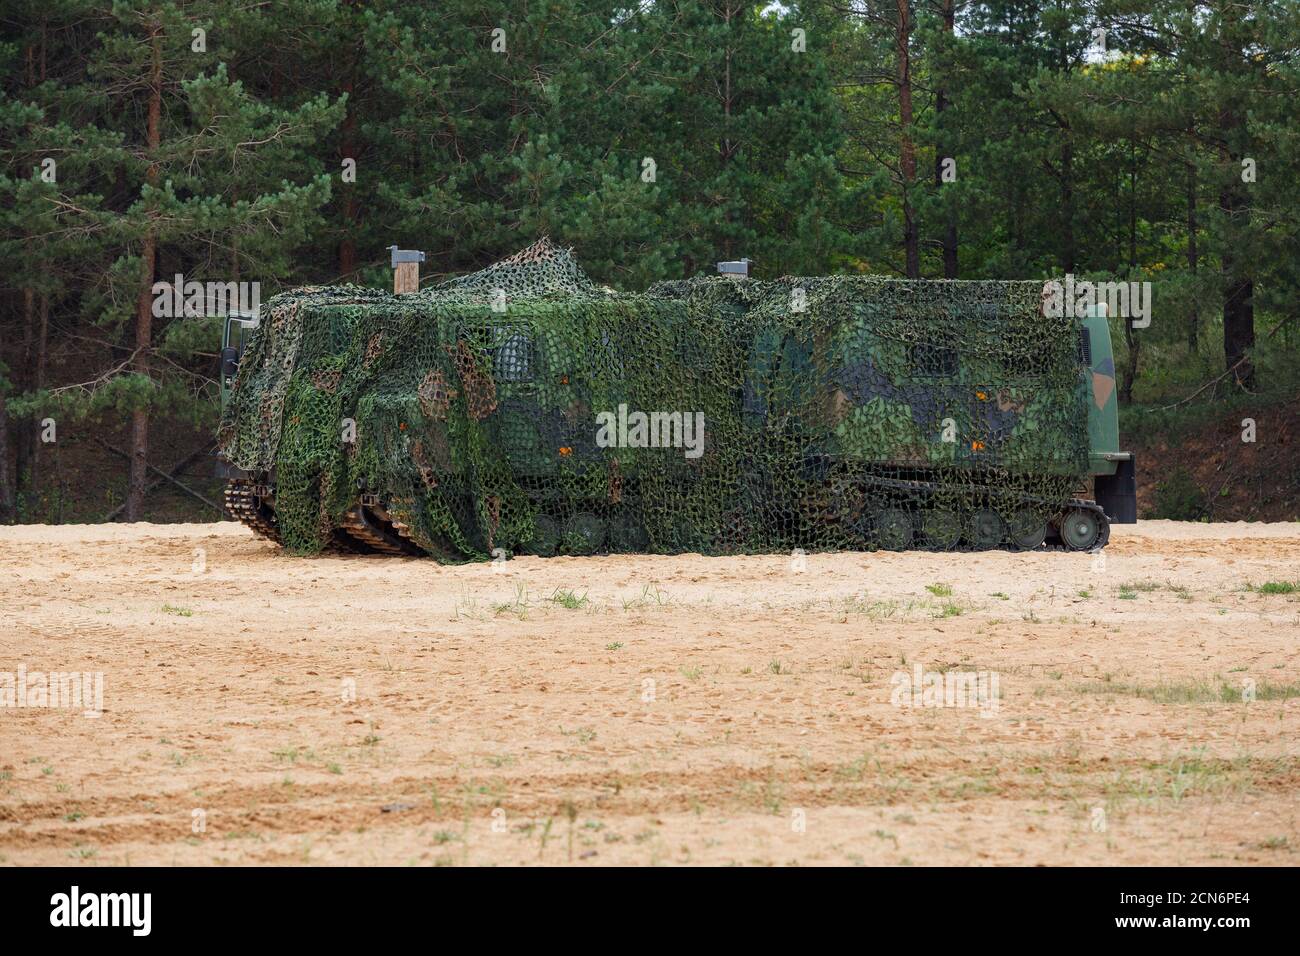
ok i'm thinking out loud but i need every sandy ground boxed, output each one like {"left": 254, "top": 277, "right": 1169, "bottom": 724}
{"left": 0, "top": 519, "right": 1297, "bottom": 866}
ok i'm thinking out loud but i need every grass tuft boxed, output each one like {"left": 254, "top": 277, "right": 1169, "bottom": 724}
{"left": 550, "top": 588, "right": 590, "bottom": 610}
{"left": 1076, "top": 677, "right": 1300, "bottom": 704}
{"left": 1254, "top": 581, "right": 1298, "bottom": 595}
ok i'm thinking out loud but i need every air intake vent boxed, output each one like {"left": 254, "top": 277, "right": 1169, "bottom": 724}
{"left": 1078, "top": 328, "right": 1092, "bottom": 366}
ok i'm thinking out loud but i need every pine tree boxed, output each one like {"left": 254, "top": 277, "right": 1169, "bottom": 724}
{"left": 1, "top": 0, "right": 343, "bottom": 519}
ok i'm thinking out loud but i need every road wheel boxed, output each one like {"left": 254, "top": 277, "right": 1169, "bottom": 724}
{"left": 921, "top": 508, "right": 962, "bottom": 551}
{"left": 523, "top": 514, "right": 560, "bottom": 556}
{"left": 968, "top": 508, "right": 1005, "bottom": 550}
{"left": 566, "top": 512, "right": 606, "bottom": 555}
{"left": 1060, "top": 507, "right": 1104, "bottom": 551}
{"left": 608, "top": 515, "right": 650, "bottom": 553}
{"left": 1007, "top": 507, "right": 1048, "bottom": 551}
{"left": 876, "top": 507, "right": 915, "bottom": 551}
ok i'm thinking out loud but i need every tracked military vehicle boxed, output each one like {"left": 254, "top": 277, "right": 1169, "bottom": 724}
{"left": 218, "top": 240, "right": 1135, "bottom": 558}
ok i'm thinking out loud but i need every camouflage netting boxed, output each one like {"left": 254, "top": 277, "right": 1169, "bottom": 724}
{"left": 219, "top": 238, "right": 1091, "bottom": 558}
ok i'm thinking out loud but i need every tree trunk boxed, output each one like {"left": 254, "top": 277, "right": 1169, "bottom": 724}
{"left": 1060, "top": 138, "right": 1075, "bottom": 273}
{"left": 16, "top": 287, "right": 34, "bottom": 499}
{"left": 16, "top": 291, "right": 50, "bottom": 503}
{"left": 0, "top": 389, "right": 14, "bottom": 523}
{"left": 32, "top": 293, "right": 48, "bottom": 495}
{"left": 720, "top": 2, "right": 737, "bottom": 258}
{"left": 934, "top": 0, "right": 957, "bottom": 278}
{"left": 337, "top": 75, "right": 357, "bottom": 278}
{"left": 1222, "top": 272, "right": 1254, "bottom": 387}
{"left": 1214, "top": 0, "right": 1255, "bottom": 389}
{"left": 127, "top": 23, "right": 163, "bottom": 522}
{"left": 896, "top": 0, "right": 919, "bottom": 278}
{"left": 1054, "top": 42, "right": 1075, "bottom": 274}
{"left": 1013, "top": 176, "right": 1024, "bottom": 256}
{"left": 1219, "top": 107, "right": 1254, "bottom": 388}
{"left": 1119, "top": 147, "right": 1139, "bottom": 405}
{"left": 1186, "top": 162, "right": 1198, "bottom": 351}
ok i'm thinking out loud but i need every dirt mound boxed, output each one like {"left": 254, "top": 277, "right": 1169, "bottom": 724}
{"left": 1132, "top": 395, "right": 1300, "bottom": 522}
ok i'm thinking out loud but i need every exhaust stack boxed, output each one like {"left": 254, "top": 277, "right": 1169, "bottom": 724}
{"left": 389, "top": 246, "right": 426, "bottom": 294}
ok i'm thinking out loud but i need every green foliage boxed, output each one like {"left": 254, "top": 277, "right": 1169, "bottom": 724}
{"left": 1253, "top": 582, "right": 1298, "bottom": 595}
{"left": 3, "top": 0, "right": 1300, "bottom": 524}
{"left": 1152, "top": 466, "right": 1206, "bottom": 521}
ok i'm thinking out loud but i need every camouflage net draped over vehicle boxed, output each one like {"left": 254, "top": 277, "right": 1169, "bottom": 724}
{"left": 219, "top": 239, "right": 1092, "bottom": 558}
